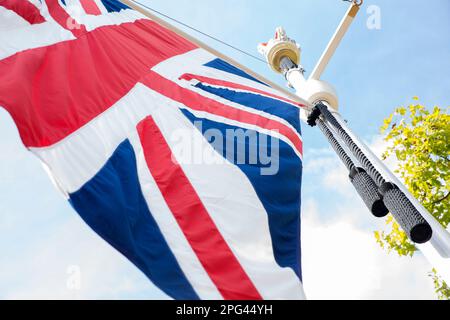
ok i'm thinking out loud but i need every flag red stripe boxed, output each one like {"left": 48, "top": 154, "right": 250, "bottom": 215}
{"left": 46, "top": 0, "right": 87, "bottom": 37}
{"left": 137, "top": 116, "right": 262, "bottom": 300}
{"left": 0, "top": 0, "right": 46, "bottom": 24}
{"left": 180, "top": 73, "right": 305, "bottom": 108}
{"left": 0, "top": 19, "right": 196, "bottom": 148}
{"left": 141, "top": 72, "right": 303, "bottom": 156}
{"left": 80, "top": 0, "right": 102, "bottom": 15}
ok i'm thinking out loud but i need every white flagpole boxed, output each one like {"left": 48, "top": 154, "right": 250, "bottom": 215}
{"left": 309, "top": 1, "right": 361, "bottom": 81}
{"left": 258, "top": 0, "right": 450, "bottom": 284}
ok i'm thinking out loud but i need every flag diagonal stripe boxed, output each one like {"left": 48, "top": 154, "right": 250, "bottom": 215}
{"left": 0, "top": 0, "right": 46, "bottom": 25}
{"left": 141, "top": 71, "right": 303, "bottom": 157}
{"left": 179, "top": 73, "right": 305, "bottom": 108}
{"left": 0, "top": 20, "right": 196, "bottom": 147}
{"left": 80, "top": 0, "right": 102, "bottom": 15}
{"left": 137, "top": 116, "right": 263, "bottom": 300}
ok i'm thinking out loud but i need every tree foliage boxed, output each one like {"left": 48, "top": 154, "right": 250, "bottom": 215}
{"left": 374, "top": 99, "right": 450, "bottom": 298}
{"left": 429, "top": 268, "right": 450, "bottom": 300}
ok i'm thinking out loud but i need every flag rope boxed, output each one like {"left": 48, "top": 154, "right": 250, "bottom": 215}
{"left": 307, "top": 108, "right": 388, "bottom": 218}
{"left": 308, "top": 103, "right": 433, "bottom": 244}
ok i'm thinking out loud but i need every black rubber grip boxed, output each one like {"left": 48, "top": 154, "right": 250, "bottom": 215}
{"left": 316, "top": 103, "right": 386, "bottom": 186}
{"left": 350, "top": 167, "right": 388, "bottom": 218}
{"left": 379, "top": 183, "right": 432, "bottom": 243}
{"left": 316, "top": 120, "right": 354, "bottom": 171}
{"left": 315, "top": 117, "right": 388, "bottom": 218}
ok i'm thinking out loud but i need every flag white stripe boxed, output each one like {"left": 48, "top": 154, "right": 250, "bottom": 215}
{"left": 130, "top": 134, "right": 223, "bottom": 300}
{"left": 0, "top": 1, "right": 150, "bottom": 61}
{"left": 92, "top": 0, "right": 108, "bottom": 14}
{"left": 0, "top": 1, "right": 75, "bottom": 60}
{"left": 152, "top": 48, "right": 308, "bottom": 106}
{"left": 31, "top": 83, "right": 155, "bottom": 194}
{"left": 65, "top": 4, "right": 148, "bottom": 32}
{"left": 183, "top": 79, "right": 303, "bottom": 109}
{"left": 176, "top": 80, "right": 303, "bottom": 158}
{"left": 0, "top": 6, "right": 30, "bottom": 28}
{"left": 166, "top": 101, "right": 303, "bottom": 160}
{"left": 178, "top": 78, "right": 303, "bottom": 138}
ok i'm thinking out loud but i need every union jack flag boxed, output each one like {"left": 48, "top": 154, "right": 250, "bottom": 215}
{"left": 0, "top": 0, "right": 306, "bottom": 299}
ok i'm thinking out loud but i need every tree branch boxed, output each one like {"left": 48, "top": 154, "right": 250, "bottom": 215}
{"left": 433, "top": 192, "right": 450, "bottom": 204}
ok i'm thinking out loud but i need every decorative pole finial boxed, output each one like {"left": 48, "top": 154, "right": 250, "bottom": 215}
{"left": 257, "top": 27, "right": 300, "bottom": 74}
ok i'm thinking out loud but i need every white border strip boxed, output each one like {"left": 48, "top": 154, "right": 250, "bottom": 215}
{"left": 176, "top": 80, "right": 303, "bottom": 159}
{"left": 152, "top": 48, "right": 307, "bottom": 106}
{"left": 0, "top": 1, "right": 75, "bottom": 60}
{"left": 31, "top": 83, "right": 155, "bottom": 193}
{"left": 130, "top": 133, "right": 223, "bottom": 300}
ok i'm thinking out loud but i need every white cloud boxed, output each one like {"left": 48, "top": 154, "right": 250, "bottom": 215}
{"left": 301, "top": 200, "right": 435, "bottom": 299}
{"left": 301, "top": 136, "right": 438, "bottom": 299}
{"left": 304, "top": 135, "right": 396, "bottom": 197}
{"left": 0, "top": 110, "right": 168, "bottom": 299}
{"left": 0, "top": 215, "right": 169, "bottom": 299}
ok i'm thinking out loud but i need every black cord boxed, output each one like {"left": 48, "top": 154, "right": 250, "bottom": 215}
{"left": 316, "top": 119, "right": 355, "bottom": 171}
{"left": 310, "top": 113, "right": 388, "bottom": 217}
{"left": 316, "top": 103, "right": 386, "bottom": 186}
{"left": 313, "top": 103, "right": 431, "bottom": 243}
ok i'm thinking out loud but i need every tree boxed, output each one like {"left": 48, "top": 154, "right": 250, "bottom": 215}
{"left": 374, "top": 99, "right": 450, "bottom": 299}
{"left": 429, "top": 268, "right": 450, "bottom": 300}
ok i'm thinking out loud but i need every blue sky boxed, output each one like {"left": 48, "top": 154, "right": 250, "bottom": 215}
{"left": 0, "top": 0, "right": 449, "bottom": 299}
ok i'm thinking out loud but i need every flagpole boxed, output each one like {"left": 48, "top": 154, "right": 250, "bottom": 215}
{"left": 309, "top": 0, "right": 361, "bottom": 81}
{"left": 119, "top": 0, "right": 308, "bottom": 107}
{"left": 258, "top": 0, "right": 450, "bottom": 283}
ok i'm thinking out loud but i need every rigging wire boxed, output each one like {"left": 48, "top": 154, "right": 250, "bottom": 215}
{"left": 128, "top": 0, "right": 359, "bottom": 65}
{"left": 128, "top": 0, "right": 268, "bottom": 64}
